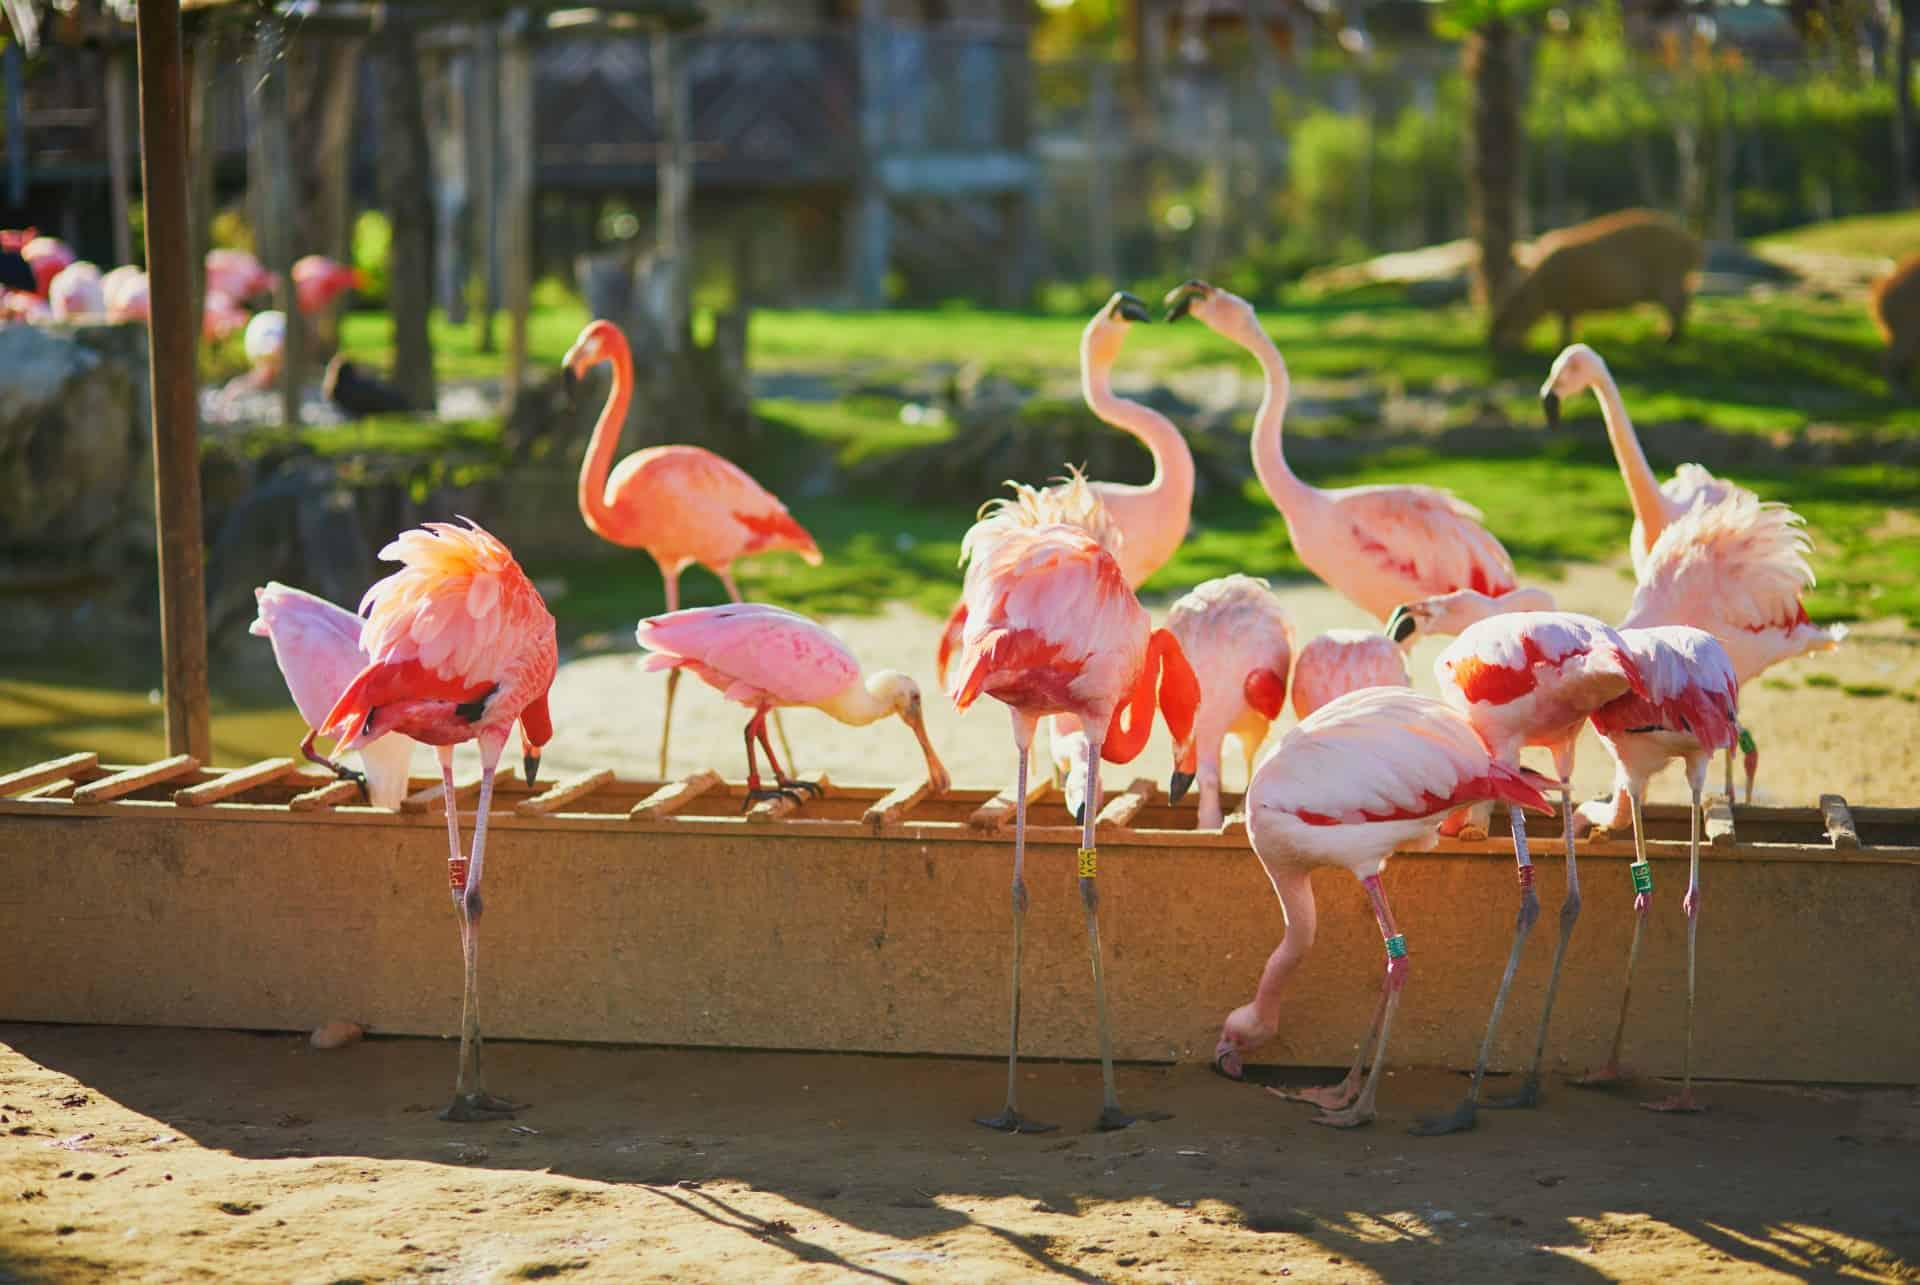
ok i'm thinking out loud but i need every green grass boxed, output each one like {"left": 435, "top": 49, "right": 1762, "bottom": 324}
{"left": 1757, "top": 210, "right": 1920, "bottom": 262}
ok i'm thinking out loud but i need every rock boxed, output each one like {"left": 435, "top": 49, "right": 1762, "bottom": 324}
{"left": 309, "top": 1020, "right": 364, "bottom": 1050}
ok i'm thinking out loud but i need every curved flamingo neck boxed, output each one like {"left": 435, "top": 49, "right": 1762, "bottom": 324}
{"left": 1081, "top": 356, "right": 1194, "bottom": 513}
{"left": 1590, "top": 367, "right": 1668, "bottom": 549}
{"left": 576, "top": 329, "right": 635, "bottom": 541}
{"left": 1232, "top": 322, "right": 1311, "bottom": 512}
{"left": 1250, "top": 865, "right": 1317, "bottom": 1024}
{"left": 1102, "top": 630, "right": 1193, "bottom": 763}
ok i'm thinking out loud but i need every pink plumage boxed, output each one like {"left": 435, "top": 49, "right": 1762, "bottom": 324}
{"left": 1291, "top": 628, "right": 1410, "bottom": 721}
{"left": 292, "top": 255, "right": 366, "bottom": 315}
{"left": 1165, "top": 573, "right": 1295, "bottom": 829}
{"left": 1434, "top": 610, "right": 1645, "bottom": 769}
{"left": 636, "top": 603, "right": 861, "bottom": 709}
{"left": 102, "top": 265, "right": 149, "bottom": 323}
{"left": 205, "top": 248, "right": 275, "bottom": 303}
{"left": 20, "top": 234, "right": 74, "bottom": 295}
{"left": 48, "top": 262, "right": 104, "bottom": 319}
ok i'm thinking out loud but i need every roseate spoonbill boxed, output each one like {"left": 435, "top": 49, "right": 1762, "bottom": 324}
{"left": 19, "top": 233, "right": 74, "bottom": 295}
{"left": 1290, "top": 629, "right": 1410, "bottom": 721}
{"left": 321, "top": 519, "right": 557, "bottom": 1121}
{"left": 206, "top": 248, "right": 276, "bottom": 303}
{"left": 633, "top": 602, "right": 950, "bottom": 806}
{"left": 250, "top": 582, "right": 417, "bottom": 808}
{"left": 1164, "top": 281, "right": 1521, "bottom": 626}
{"left": 565, "top": 318, "right": 820, "bottom": 778}
{"left": 1571, "top": 625, "right": 1738, "bottom": 1114}
{"left": 948, "top": 520, "right": 1199, "bottom": 1132}
{"left": 102, "top": 265, "right": 149, "bottom": 323}
{"left": 934, "top": 292, "right": 1195, "bottom": 815}
{"left": 1540, "top": 344, "right": 1743, "bottom": 579}
{"left": 1217, "top": 687, "right": 1556, "bottom": 1126}
{"left": 1164, "top": 574, "right": 1295, "bottom": 830}
{"left": 1411, "top": 611, "right": 1644, "bottom": 1136}
{"left": 48, "top": 261, "right": 103, "bottom": 320}
{"left": 292, "top": 255, "right": 366, "bottom": 315}
{"left": 1620, "top": 492, "right": 1844, "bottom": 804}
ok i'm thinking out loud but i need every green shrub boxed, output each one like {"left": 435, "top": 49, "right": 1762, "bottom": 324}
{"left": 351, "top": 210, "right": 391, "bottom": 308}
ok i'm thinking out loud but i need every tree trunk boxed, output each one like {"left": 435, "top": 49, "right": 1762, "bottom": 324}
{"left": 378, "top": 21, "right": 438, "bottom": 411}
{"left": 291, "top": 37, "right": 364, "bottom": 362}
{"left": 1898, "top": 0, "right": 1916, "bottom": 208}
{"left": 1465, "top": 16, "right": 1520, "bottom": 310}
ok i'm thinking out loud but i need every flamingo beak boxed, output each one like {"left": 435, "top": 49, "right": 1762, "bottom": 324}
{"left": 1387, "top": 606, "right": 1418, "bottom": 644}
{"left": 1112, "top": 292, "right": 1152, "bottom": 324}
{"left": 1541, "top": 390, "right": 1562, "bottom": 431}
{"left": 1212, "top": 1038, "right": 1245, "bottom": 1080}
{"left": 523, "top": 748, "right": 541, "bottom": 790}
{"left": 1169, "top": 771, "right": 1195, "bottom": 805}
{"left": 903, "top": 707, "right": 951, "bottom": 797}
{"left": 1163, "top": 280, "right": 1210, "bottom": 322}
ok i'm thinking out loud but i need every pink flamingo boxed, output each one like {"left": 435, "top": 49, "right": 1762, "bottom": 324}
{"left": 102, "top": 265, "right": 149, "bottom": 323}
{"left": 206, "top": 248, "right": 276, "bottom": 303}
{"left": 321, "top": 519, "right": 557, "bottom": 1121}
{"left": 1216, "top": 686, "right": 1555, "bottom": 1126}
{"left": 1384, "top": 586, "right": 1558, "bottom": 648}
{"left": 48, "top": 262, "right": 104, "bottom": 320}
{"left": 633, "top": 602, "right": 950, "bottom": 806}
{"left": 292, "top": 255, "right": 366, "bottom": 315}
{"left": 1571, "top": 625, "right": 1738, "bottom": 1114}
{"left": 1541, "top": 343, "right": 1743, "bottom": 579}
{"left": 20, "top": 233, "right": 74, "bottom": 296}
{"left": 1164, "top": 281, "right": 1522, "bottom": 628}
{"left": 203, "top": 289, "right": 250, "bottom": 343}
{"left": 1290, "top": 629, "right": 1410, "bottom": 720}
{"left": 948, "top": 520, "right": 1199, "bottom": 1132}
{"left": 250, "top": 582, "right": 418, "bottom": 808}
{"left": 1165, "top": 574, "right": 1295, "bottom": 830}
{"left": 240, "top": 310, "right": 286, "bottom": 388}
{"left": 1411, "top": 611, "right": 1645, "bottom": 1136}
{"left": 566, "top": 319, "right": 821, "bottom": 777}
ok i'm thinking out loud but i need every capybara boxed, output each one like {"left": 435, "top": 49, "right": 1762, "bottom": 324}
{"left": 1871, "top": 252, "right": 1920, "bottom": 398}
{"left": 1490, "top": 209, "right": 1702, "bottom": 350}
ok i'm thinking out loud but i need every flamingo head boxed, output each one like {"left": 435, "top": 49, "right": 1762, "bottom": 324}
{"left": 1540, "top": 343, "right": 1608, "bottom": 430}
{"left": 1162, "top": 279, "right": 1260, "bottom": 342}
{"left": 1080, "top": 291, "right": 1152, "bottom": 369}
{"left": 872, "top": 671, "right": 951, "bottom": 797}
{"left": 1169, "top": 733, "right": 1197, "bottom": 806}
{"left": 1386, "top": 587, "right": 1558, "bottom": 650}
{"left": 1212, "top": 1002, "right": 1276, "bottom": 1081}
{"left": 561, "top": 319, "right": 630, "bottom": 405}
{"left": 519, "top": 689, "right": 554, "bottom": 789}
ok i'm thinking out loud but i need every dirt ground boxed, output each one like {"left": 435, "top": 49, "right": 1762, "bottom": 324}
{"left": 543, "top": 564, "right": 1920, "bottom": 810}
{"left": 2, "top": 1025, "right": 1916, "bottom": 1284}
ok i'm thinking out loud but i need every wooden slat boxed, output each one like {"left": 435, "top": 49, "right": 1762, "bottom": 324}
{"left": 1821, "top": 793, "right": 1861, "bottom": 851}
{"left": 71, "top": 755, "right": 200, "bottom": 805}
{"left": 747, "top": 774, "right": 833, "bottom": 824}
{"left": 968, "top": 774, "right": 1052, "bottom": 833}
{"left": 863, "top": 776, "right": 938, "bottom": 833}
{"left": 0, "top": 752, "right": 98, "bottom": 798}
{"left": 401, "top": 767, "right": 508, "bottom": 815}
{"left": 517, "top": 768, "right": 617, "bottom": 817}
{"left": 629, "top": 770, "right": 723, "bottom": 821}
{"left": 288, "top": 778, "right": 363, "bottom": 811}
{"left": 173, "top": 757, "right": 297, "bottom": 807}
{"left": 1095, "top": 778, "right": 1157, "bottom": 835}
{"left": 1706, "top": 798, "right": 1737, "bottom": 850}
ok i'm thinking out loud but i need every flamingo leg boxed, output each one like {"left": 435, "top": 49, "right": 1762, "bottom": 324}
{"left": 299, "top": 726, "right": 366, "bottom": 791}
{"left": 1311, "top": 874, "right": 1408, "bottom": 1128}
{"left": 718, "top": 565, "right": 796, "bottom": 774}
{"left": 1412, "top": 800, "right": 1541, "bottom": 1136}
{"left": 1644, "top": 783, "right": 1706, "bottom": 1114}
{"left": 658, "top": 567, "right": 682, "bottom": 779}
{"left": 1079, "top": 734, "right": 1167, "bottom": 1132}
{"left": 1576, "top": 789, "right": 1650, "bottom": 1089}
{"left": 441, "top": 737, "right": 522, "bottom": 1122}
{"left": 1486, "top": 784, "right": 1583, "bottom": 1110}
{"left": 978, "top": 719, "right": 1056, "bottom": 1134}
{"left": 1274, "top": 979, "right": 1386, "bottom": 1113}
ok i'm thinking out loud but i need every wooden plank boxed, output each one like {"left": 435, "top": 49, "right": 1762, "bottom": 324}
{"left": 173, "top": 757, "right": 297, "bottom": 807}
{"left": 401, "top": 767, "right": 501, "bottom": 815}
{"left": 517, "top": 768, "right": 616, "bottom": 817}
{"left": 1707, "top": 797, "right": 1737, "bottom": 850}
{"left": 629, "top": 770, "right": 723, "bottom": 821}
{"left": 863, "top": 776, "right": 938, "bottom": 833}
{"left": 289, "top": 778, "right": 363, "bottom": 811}
{"left": 0, "top": 752, "right": 99, "bottom": 798}
{"left": 71, "top": 755, "right": 200, "bottom": 805}
{"left": 968, "top": 774, "right": 1052, "bottom": 833}
{"left": 747, "top": 774, "right": 832, "bottom": 824}
{"left": 1095, "top": 777, "right": 1157, "bottom": 835}
{"left": 1821, "top": 793, "right": 1861, "bottom": 851}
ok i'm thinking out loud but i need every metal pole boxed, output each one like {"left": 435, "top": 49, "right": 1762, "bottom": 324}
{"left": 136, "top": 0, "right": 211, "bottom": 763}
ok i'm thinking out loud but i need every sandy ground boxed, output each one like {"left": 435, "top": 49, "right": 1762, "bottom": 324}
{"left": 542, "top": 563, "right": 1920, "bottom": 810}
{"left": 2, "top": 1025, "right": 1916, "bottom": 1284}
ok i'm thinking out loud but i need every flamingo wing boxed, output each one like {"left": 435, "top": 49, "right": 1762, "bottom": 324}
{"left": 635, "top": 603, "right": 860, "bottom": 706}
{"left": 1596, "top": 626, "right": 1739, "bottom": 750}
{"left": 1329, "top": 484, "right": 1517, "bottom": 601}
{"left": 1436, "top": 611, "right": 1645, "bottom": 710}
{"left": 1625, "top": 493, "right": 1820, "bottom": 638}
{"left": 609, "top": 446, "right": 822, "bottom": 565}
{"left": 251, "top": 583, "right": 375, "bottom": 731}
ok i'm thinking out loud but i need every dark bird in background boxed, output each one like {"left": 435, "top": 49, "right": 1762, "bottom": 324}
{"left": 323, "top": 354, "right": 416, "bottom": 420}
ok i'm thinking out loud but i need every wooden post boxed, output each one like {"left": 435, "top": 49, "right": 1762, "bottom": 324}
{"left": 136, "top": 0, "right": 211, "bottom": 764}
{"left": 105, "top": 48, "right": 135, "bottom": 269}
{"left": 249, "top": 40, "right": 304, "bottom": 427}
{"left": 471, "top": 21, "right": 500, "bottom": 354}
{"left": 500, "top": 13, "right": 534, "bottom": 403}
{"left": 379, "top": 16, "right": 439, "bottom": 411}
{"left": 652, "top": 27, "right": 691, "bottom": 350}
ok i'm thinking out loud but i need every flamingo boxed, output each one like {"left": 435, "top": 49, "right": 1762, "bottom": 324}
{"left": 1411, "top": 611, "right": 1645, "bottom": 1136}
{"left": 1164, "top": 574, "right": 1295, "bottom": 830}
{"left": 1571, "top": 625, "right": 1739, "bottom": 1114}
{"left": 19, "top": 233, "right": 74, "bottom": 296}
{"left": 238, "top": 310, "right": 287, "bottom": 390}
{"left": 565, "top": 318, "right": 821, "bottom": 778}
{"left": 948, "top": 520, "right": 1199, "bottom": 1132}
{"left": 321, "top": 519, "right": 557, "bottom": 1122}
{"left": 633, "top": 602, "right": 950, "bottom": 806}
{"left": 48, "top": 261, "right": 104, "bottom": 320}
{"left": 292, "top": 254, "right": 366, "bottom": 316}
{"left": 1290, "top": 629, "right": 1411, "bottom": 721}
{"left": 206, "top": 248, "right": 276, "bottom": 304}
{"left": 1163, "top": 281, "right": 1521, "bottom": 629}
{"left": 203, "top": 289, "right": 250, "bottom": 343}
{"left": 1384, "top": 586, "right": 1559, "bottom": 648}
{"left": 1540, "top": 343, "right": 1743, "bottom": 580}
{"left": 250, "top": 582, "right": 418, "bottom": 808}
{"left": 102, "top": 265, "right": 149, "bottom": 324}
{"left": 935, "top": 292, "right": 1195, "bottom": 816}
{"left": 1216, "top": 687, "right": 1556, "bottom": 1126}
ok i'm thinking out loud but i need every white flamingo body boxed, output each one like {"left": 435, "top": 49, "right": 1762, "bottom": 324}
{"left": 1290, "top": 629, "right": 1410, "bottom": 721}
{"left": 1166, "top": 574, "right": 1295, "bottom": 829}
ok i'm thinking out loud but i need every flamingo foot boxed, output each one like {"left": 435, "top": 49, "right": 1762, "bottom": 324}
{"left": 325, "top": 759, "right": 368, "bottom": 790}
{"left": 1267, "top": 1077, "right": 1361, "bottom": 1111}
{"left": 1640, "top": 1091, "right": 1705, "bottom": 1114}
{"left": 1095, "top": 1105, "right": 1170, "bottom": 1132}
{"left": 1483, "top": 1075, "right": 1542, "bottom": 1110}
{"left": 1572, "top": 1063, "right": 1634, "bottom": 1090}
{"left": 440, "top": 1090, "right": 522, "bottom": 1122}
{"left": 776, "top": 776, "right": 824, "bottom": 799}
{"left": 1311, "top": 1103, "right": 1375, "bottom": 1129}
{"left": 1409, "top": 1098, "right": 1477, "bottom": 1136}
{"left": 975, "top": 1107, "right": 1058, "bottom": 1135}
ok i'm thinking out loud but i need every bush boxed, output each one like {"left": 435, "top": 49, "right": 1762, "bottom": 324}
{"left": 351, "top": 210, "right": 391, "bottom": 308}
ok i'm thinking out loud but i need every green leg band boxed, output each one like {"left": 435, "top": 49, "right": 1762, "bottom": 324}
{"left": 1630, "top": 860, "right": 1653, "bottom": 894}
{"left": 1384, "top": 933, "right": 1408, "bottom": 960}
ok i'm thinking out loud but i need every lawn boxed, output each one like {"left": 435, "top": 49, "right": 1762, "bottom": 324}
{"left": 1757, "top": 209, "right": 1920, "bottom": 262}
